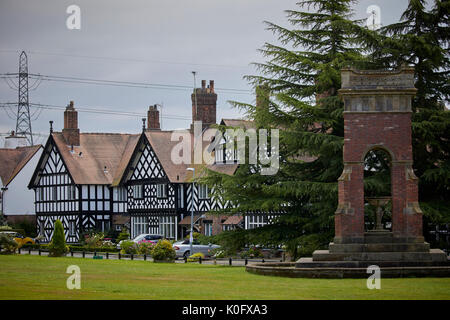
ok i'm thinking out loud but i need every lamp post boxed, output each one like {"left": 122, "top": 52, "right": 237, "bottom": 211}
{"left": 186, "top": 167, "right": 195, "bottom": 256}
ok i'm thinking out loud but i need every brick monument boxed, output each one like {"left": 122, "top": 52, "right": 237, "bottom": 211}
{"left": 248, "top": 67, "right": 449, "bottom": 277}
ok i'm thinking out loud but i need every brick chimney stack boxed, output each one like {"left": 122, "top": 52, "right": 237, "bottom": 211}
{"left": 62, "top": 101, "right": 80, "bottom": 146}
{"left": 191, "top": 80, "right": 217, "bottom": 130}
{"left": 147, "top": 105, "right": 161, "bottom": 130}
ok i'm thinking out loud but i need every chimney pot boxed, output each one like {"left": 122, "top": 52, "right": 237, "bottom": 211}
{"left": 209, "top": 80, "right": 214, "bottom": 92}
{"left": 201, "top": 80, "right": 206, "bottom": 89}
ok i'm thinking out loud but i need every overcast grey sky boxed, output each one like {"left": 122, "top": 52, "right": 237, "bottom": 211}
{"left": 0, "top": 0, "right": 413, "bottom": 145}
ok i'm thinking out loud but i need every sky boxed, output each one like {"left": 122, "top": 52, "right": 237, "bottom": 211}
{"left": 0, "top": 0, "right": 414, "bottom": 146}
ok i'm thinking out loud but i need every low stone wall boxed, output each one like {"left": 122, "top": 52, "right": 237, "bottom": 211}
{"left": 246, "top": 262, "right": 450, "bottom": 278}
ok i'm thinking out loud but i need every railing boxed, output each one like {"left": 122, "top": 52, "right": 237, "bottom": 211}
{"left": 16, "top": 248, "right": 284, "bottom": 265}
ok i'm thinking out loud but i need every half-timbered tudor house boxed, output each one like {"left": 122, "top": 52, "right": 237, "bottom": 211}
{"left": 28, "top": 81, "right": 279, "bottom": 242}
{"left": 117, "top": 81, "right": 239, "bottom": 240}
{"left": 28, "top": 101, "right": 139, "bottom": 243}
{"left": 118, "top": 80, "right": 278, "bottom": 240}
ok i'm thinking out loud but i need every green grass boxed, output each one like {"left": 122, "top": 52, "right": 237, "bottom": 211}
{"left": 0, "top": 255, "right": 449, "bottom": 300}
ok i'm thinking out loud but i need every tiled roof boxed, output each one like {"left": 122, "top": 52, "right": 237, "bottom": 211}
{"left": 0, "top": 145, "right": 42, "bottom": 186}
{"left": 52, "top": 132, "right": 139, "bottom": 185}
{"left": 144, "top": 130, "right": 238, "bottom": 183}
{"left": 221, "top": 119, "right": 255, "bottom": 130}
{"left": 223, "top": 215, "right": 243, "bottom": 225}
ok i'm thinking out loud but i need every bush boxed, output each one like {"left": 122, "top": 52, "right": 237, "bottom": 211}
{"left": 240, "top": 246, "right": 263, "bottom": 259}
{"left": 11, "top": 219, "right": 37, "bottom": 237}
{"left": 187, "top": 252, "right": 205, "bottom": 262}
{"left": 0, "top": 225, "right": 12, "bottom": 231}
{"left": 120, "top": 240, "right": 137, "bottom": 254}
{"left": 117, "top": 228, "right": 130, "bottom": 242}
{"left": 151, "top": 239, "right": 176, "bottom": 261}
{"left": 84, "top": 233, "right": 106, "bottom": 250}
{"left": 137, "top": 242, "right": 154, "bottom": 255}
{"left": 48, "top": 220, "right": 69, "bottom": 257}
{"left": 0, "top": 234, "right": 18, "bottom": 254}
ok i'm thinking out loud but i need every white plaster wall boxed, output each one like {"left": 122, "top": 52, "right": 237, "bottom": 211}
{"left": 3, "top": 148, "right": 42, "bottom": 215}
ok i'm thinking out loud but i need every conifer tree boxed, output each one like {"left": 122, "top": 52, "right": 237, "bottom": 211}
{"left": 371, "top": 0, "right": 450, "bottom": 231}
{"left": 48, "top": 219, "right": 69, "bottom": 257}
{"left": 203, "top": 0, "right": 372, "bottom": 258}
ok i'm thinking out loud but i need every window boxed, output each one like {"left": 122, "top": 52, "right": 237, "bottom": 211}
{"left": 38, "top": 188, "right": 44, "bottom": 201}
{"left": 132, "top": 216, "right": 148, "bottom": 238}
{"left": 69, "top": 221, "right": 76, "bottom": 236}
{"left": 67, "top": 185, "right": 77, "bottom": 200}
{"left": 157, "top": 184, "right": 167, "bottom": 198}
{"left": 246, "top": 215, "right": 271, "bottom": 230}
{"left": 132, "top": 185, "right": 143, "bottom": 199}
{"left": 198, "top": 185, "right": 209, "bottom": 200}
{"left": 51, "top": 186, "right": 57, "bottom": 202}
{"left": 117, "top": 187, "right": 127, "bottom": 201}
{"left": 204, "top": 222, "right": 213, "bottom": 236}
{"left": 159, "top": 216, "right": 176, "bottom": 239}
{"left": 178, "top": 184, "right": 184, "bottom": 208}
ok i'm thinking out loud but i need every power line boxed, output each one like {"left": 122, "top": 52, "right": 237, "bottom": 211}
{"left": 0, "top": 49, "right": 250, "bottom": 69}
{"left": 0, "top": 102, "right": 192, "bottom": 120}
{"left": 26, "top": 73, "right": 252, "bottom": 94}
{"left": 2, "top": 72, "right": 252, "bottom": 94}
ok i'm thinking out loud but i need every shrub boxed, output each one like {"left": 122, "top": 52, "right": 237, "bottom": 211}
{"left": 11, "top": 219, "right": 37, "bottom": 237}
{"left": 84, "top": 233, "right": 104, "bottom": 250}
{"left": 187, "top": 252, "right": 205, "bottom": 262}
{"left": 151, "top": 239, "right": 176, "bottom": 261}
{"left": 0, "top": 234, "right": 18, "bottom": 254}
{"left": 137, "top": 242, "right": 154, "bottom": 255}
{"left": 0, "top": 225, "right": 12, "bottom": 231}
{"left": 48, "top": 220, "right": 69, "bottom": 257}
{"left": 116, "top": 228, "right": 130, "bottom": 242}
{"left": 240, "top": 246, "right": 263, "bottom": 259}
{"left": 120, "top": 240, "right": 137, "bottom": 254}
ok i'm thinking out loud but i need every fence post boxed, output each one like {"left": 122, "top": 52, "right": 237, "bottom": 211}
{"left": 29, "top": 247, "right": 31, "bottom": 255}
{"left": 229, "top": 258, "right": 232, "bottom": 266}
{"left": 38, "top": 249, "right": 41, "bottom": 256}
{"left": 144, "top": 254, "right": 147, "bottom": 261}
{"left": 82, "top": 250, "right": 85, "bottom": 258}
{"left": 245, "top": 258, "right": 248, "bottom": 266}
{"left": 94, "top": 250, "right": 97, "bottom": 257}
{"left": 18, "top": 247, "right": 21, "bottom": 254}
{"left": 106, "top": 252, "right": 109, "bottom": 259}
{"left": 262, "top": 258, "right": 265, "bottom": 263}
{"left": 131, "top": 253, "right": 134, "bottom": 260}
{"left": 71, "top": 250, "right": 73, "bottom": 257}
{"left": 184, "top": 256, "right": 187, "bottom": 263}
{"left": 118, "top": 252, "right": 121, "bottom": 260}
{"left": 199, "top": 256, "right": 202, "bottom": 264}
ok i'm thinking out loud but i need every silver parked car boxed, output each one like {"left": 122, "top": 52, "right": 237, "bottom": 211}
{"left": 173, "top": 239, "right": 220, "bottom": 258}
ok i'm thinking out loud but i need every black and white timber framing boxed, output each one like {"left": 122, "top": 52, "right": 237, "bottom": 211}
{"left": 29, "top": 135, "right": 125, "bottom": 243}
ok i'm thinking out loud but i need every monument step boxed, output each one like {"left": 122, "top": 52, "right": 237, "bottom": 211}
{"left": 295, "top": 256, "right": 450, "bottom": 269}
{"left": 312, "top": 249, "right": 448, "bottom": 262}
{"left": 329, "top": 242, "right": 430, "bottom": 253}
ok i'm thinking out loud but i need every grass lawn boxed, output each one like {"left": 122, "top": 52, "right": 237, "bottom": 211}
{"left": 0, "top": 255, "right": 449, "bottom": 300}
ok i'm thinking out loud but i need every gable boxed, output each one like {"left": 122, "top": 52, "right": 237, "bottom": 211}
{"left": 29, "top": 137, "right": 74, "bottom": 188}
{"left": 127, "top": 135, "right": 168, "bottom": 181}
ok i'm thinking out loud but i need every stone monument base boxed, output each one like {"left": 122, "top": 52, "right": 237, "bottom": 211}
{"left": 246, "top": 232, "right": 450, "bottom": 278}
